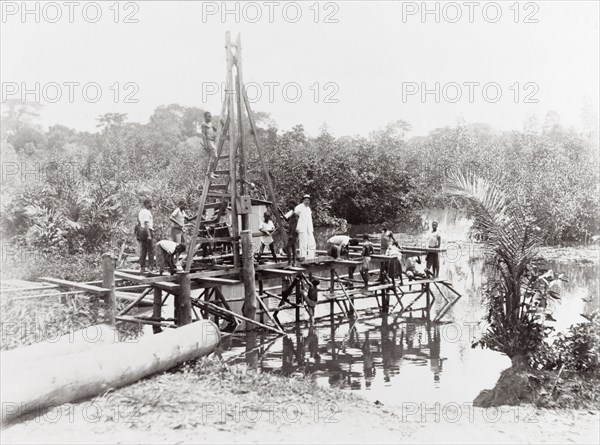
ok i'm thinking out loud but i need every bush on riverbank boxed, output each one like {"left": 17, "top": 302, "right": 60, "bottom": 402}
{"left": 475, "top": 310, "right": 600, "bottom": 410}
{"left": 531, "top": 309, "right": 600, "bottom": 374}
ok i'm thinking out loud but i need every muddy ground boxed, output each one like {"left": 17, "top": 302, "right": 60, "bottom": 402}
{"left": 3, "top": 359, "right": 599, "bottom": 444}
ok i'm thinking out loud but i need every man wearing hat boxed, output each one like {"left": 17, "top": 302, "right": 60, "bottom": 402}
{"left": 294, "top": 194, "right": 316, "bottom": 260}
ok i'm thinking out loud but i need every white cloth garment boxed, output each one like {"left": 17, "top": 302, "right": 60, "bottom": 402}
{"left": 295, "top": 203, "right": 315, "bottom": 258}
{"left": 138, "top": 208, "right": 153, "bottom": 230}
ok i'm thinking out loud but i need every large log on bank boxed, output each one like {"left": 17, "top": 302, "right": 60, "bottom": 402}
{"left": 1, "top": 324, "right": 118, "bottom": 366}
{"left": 1, "top": 320, "right": 220, "bottom": 423}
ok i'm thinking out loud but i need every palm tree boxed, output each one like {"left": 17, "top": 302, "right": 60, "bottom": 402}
{"left": 443, "top": 170, "right": 559, "bottom": 366}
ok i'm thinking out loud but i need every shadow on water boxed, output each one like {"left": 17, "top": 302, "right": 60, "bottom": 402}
{"left": 213, "top": 216, "right": 600, "bottom": 406}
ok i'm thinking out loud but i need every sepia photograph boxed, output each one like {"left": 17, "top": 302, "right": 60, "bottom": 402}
{"left": 1, "top": 1, "right": 599, "bottom": 443}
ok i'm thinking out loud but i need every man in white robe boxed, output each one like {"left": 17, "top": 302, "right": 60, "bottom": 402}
{"left": 294, "top": 194, "right": 316, "bottom": 260}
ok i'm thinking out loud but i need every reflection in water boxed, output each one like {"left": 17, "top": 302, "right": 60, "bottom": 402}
{"left": 222, "top": 316, "right": 446, "bottom": 392}
{"left": 214, "top": 218, "right": 599, "bottom": 406}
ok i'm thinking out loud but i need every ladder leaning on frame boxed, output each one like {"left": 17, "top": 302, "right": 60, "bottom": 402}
{"left": 185, "top": 32, "right": 287, "bottom": 271}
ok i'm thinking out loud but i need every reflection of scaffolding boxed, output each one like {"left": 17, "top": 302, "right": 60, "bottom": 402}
{"left": 222, "top": 316, "right": 446, "bottom": 389}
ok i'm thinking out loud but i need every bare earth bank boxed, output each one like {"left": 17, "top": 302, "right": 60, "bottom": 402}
{"left": 3, "top": 361, "right": 599, "bottom": 444}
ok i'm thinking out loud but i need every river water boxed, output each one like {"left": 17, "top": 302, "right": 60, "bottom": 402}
{"left": 213, "top": 211, "right": 599, "bottom": 405}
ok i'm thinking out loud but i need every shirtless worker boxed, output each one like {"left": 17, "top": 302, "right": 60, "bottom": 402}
{"left": 199, "top": 111, "right": 218, "bottom": 180}
{"left": 282, "top": 199, "right": 299, "bottom": 266}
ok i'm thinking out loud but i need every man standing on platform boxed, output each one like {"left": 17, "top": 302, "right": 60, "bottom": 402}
{"left": 426, "top": 221, "right": 441, "bottom": 277}
{"left": 169, "top": 200, "right": 188, "bottom": 244}
{"left": 379, "top": 224, "right": 396, "bottom": 282}
{"left": 294, "top": 194, "right": 316, "bottom": 261}
{"left": 282, "top": 199, "right": 299, "bottom": 266}
{"left": 138, "top": 198, "right": 155, "bottom": 273}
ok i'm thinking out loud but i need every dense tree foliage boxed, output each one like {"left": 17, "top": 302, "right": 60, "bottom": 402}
{"left": 1, "top": 102, "right": 598, "bottom": 259}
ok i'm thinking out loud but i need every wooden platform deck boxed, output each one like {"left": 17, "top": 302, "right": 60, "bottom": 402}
{"left": 4, "top": 245, "right": 461, "bottom": 335}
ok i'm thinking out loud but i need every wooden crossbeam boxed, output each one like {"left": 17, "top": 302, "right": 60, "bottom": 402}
{"left": 39, "top": 277, "right": 109, "bottom": 295}
{"left": 115, "top": 315, "right": 176, "bottom": 328}
{"left": 256, "top": 294, "right": 285, "bottom": 333}
{"left": 114, "top": 271, "right": 178, "bottom": 284}
{"left": 259, "top": 268, "right": 298, "bottom": 276}
{"left": 197, "top": 277, "right": 241, "bottom": 285}
{"left": 335, "top": 259, "right": 362, "bottom": 265}
{"left": 194, "top": 299, "right": 285, "bottom": 335}
{"left": 152, "top": 282, "right": 181, "bottom": 294}
{"left": 399, "top": 278, "right": 449, "bottom": 287}
{"left": 333, "top": 270, "right": 358, "bottom": 317}
{"left": 118, "top": 288, "right": 153, "bottom": 316}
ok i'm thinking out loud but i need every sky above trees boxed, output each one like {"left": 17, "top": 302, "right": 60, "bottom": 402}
{"left": 1, "top": 1, "right": 598, "bottom": 137}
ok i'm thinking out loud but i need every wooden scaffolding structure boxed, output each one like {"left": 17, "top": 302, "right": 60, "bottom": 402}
{"left": 184, "top": 31, "right": 286, "bottom": 272}
{"left": 1, "top": 33, "right": 463, "bottom": 339}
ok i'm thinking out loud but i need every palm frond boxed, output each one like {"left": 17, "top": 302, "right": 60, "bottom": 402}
{"left": 443, "top": 169, "right": 541, "bottom": 275}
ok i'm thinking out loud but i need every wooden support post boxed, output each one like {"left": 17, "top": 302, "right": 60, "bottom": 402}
{"left": 281, "top": 276, "right": 290, "bottom": 303}
{"left": 258, "top": 279, "right": 265, "bottom": 324}
{"left": 425, "top": 284, "right": 431, "bottom": 320}
{"left": 329, "top": 268, "right": 335, "bottom": 293}
{"left": 226, "top": 33, "right": 241, "bottom": 267}
{"left": 241, "top": 230, "right": 257, "bottom": 329}
{"left": 245, "top": 330, "right": 258, "bottom": 368}
{"left": 176, "top": 271, "right": 192, "bottom": 326}
{"left": 330, "top": 299, "right": 334, "bottom": 324}
{"left": 348, "top": 266, "right": 355, "bottom": 288}
{"left": 152, "top": 287, "right": 163, "bottom": 334}
{"left": 235, "top": 34, "right": 249, "bottom": 231}
{"left": 101, "top": 253, "right": 116, "bottom": 326}
{"left": 295, "top": 280, "right": 301, "bottom": 323}
{"left": 382, "top": 288, "right": 390, "bottom": 313}
{"left": 210, "top": 288, "right": 220, "bottom": 327}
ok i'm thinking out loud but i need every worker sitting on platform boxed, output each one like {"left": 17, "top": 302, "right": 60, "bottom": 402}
{"left": 360, "top": 234, "right": 374, "bottom": 287}
{"left": 257, "top": 211, "right": 278, "bottom": 263}
{"left": 402, "top": 253, "right": 430, "bottom": 280}
{"left": 326, "top": 235, "right": 359, "bottom": 259}
{"left": 156, "top": 240, "right": 186, "bottom": 275}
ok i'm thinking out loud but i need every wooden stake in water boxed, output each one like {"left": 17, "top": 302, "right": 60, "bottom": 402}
{"left": 176, "top": 271, "right": 192, "bottom": 326}
{"left": 241, "top": 230, "right": 257, "bottom": 329}
{"left": 101, "top": 253, "right": 116, "bottom": 326}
